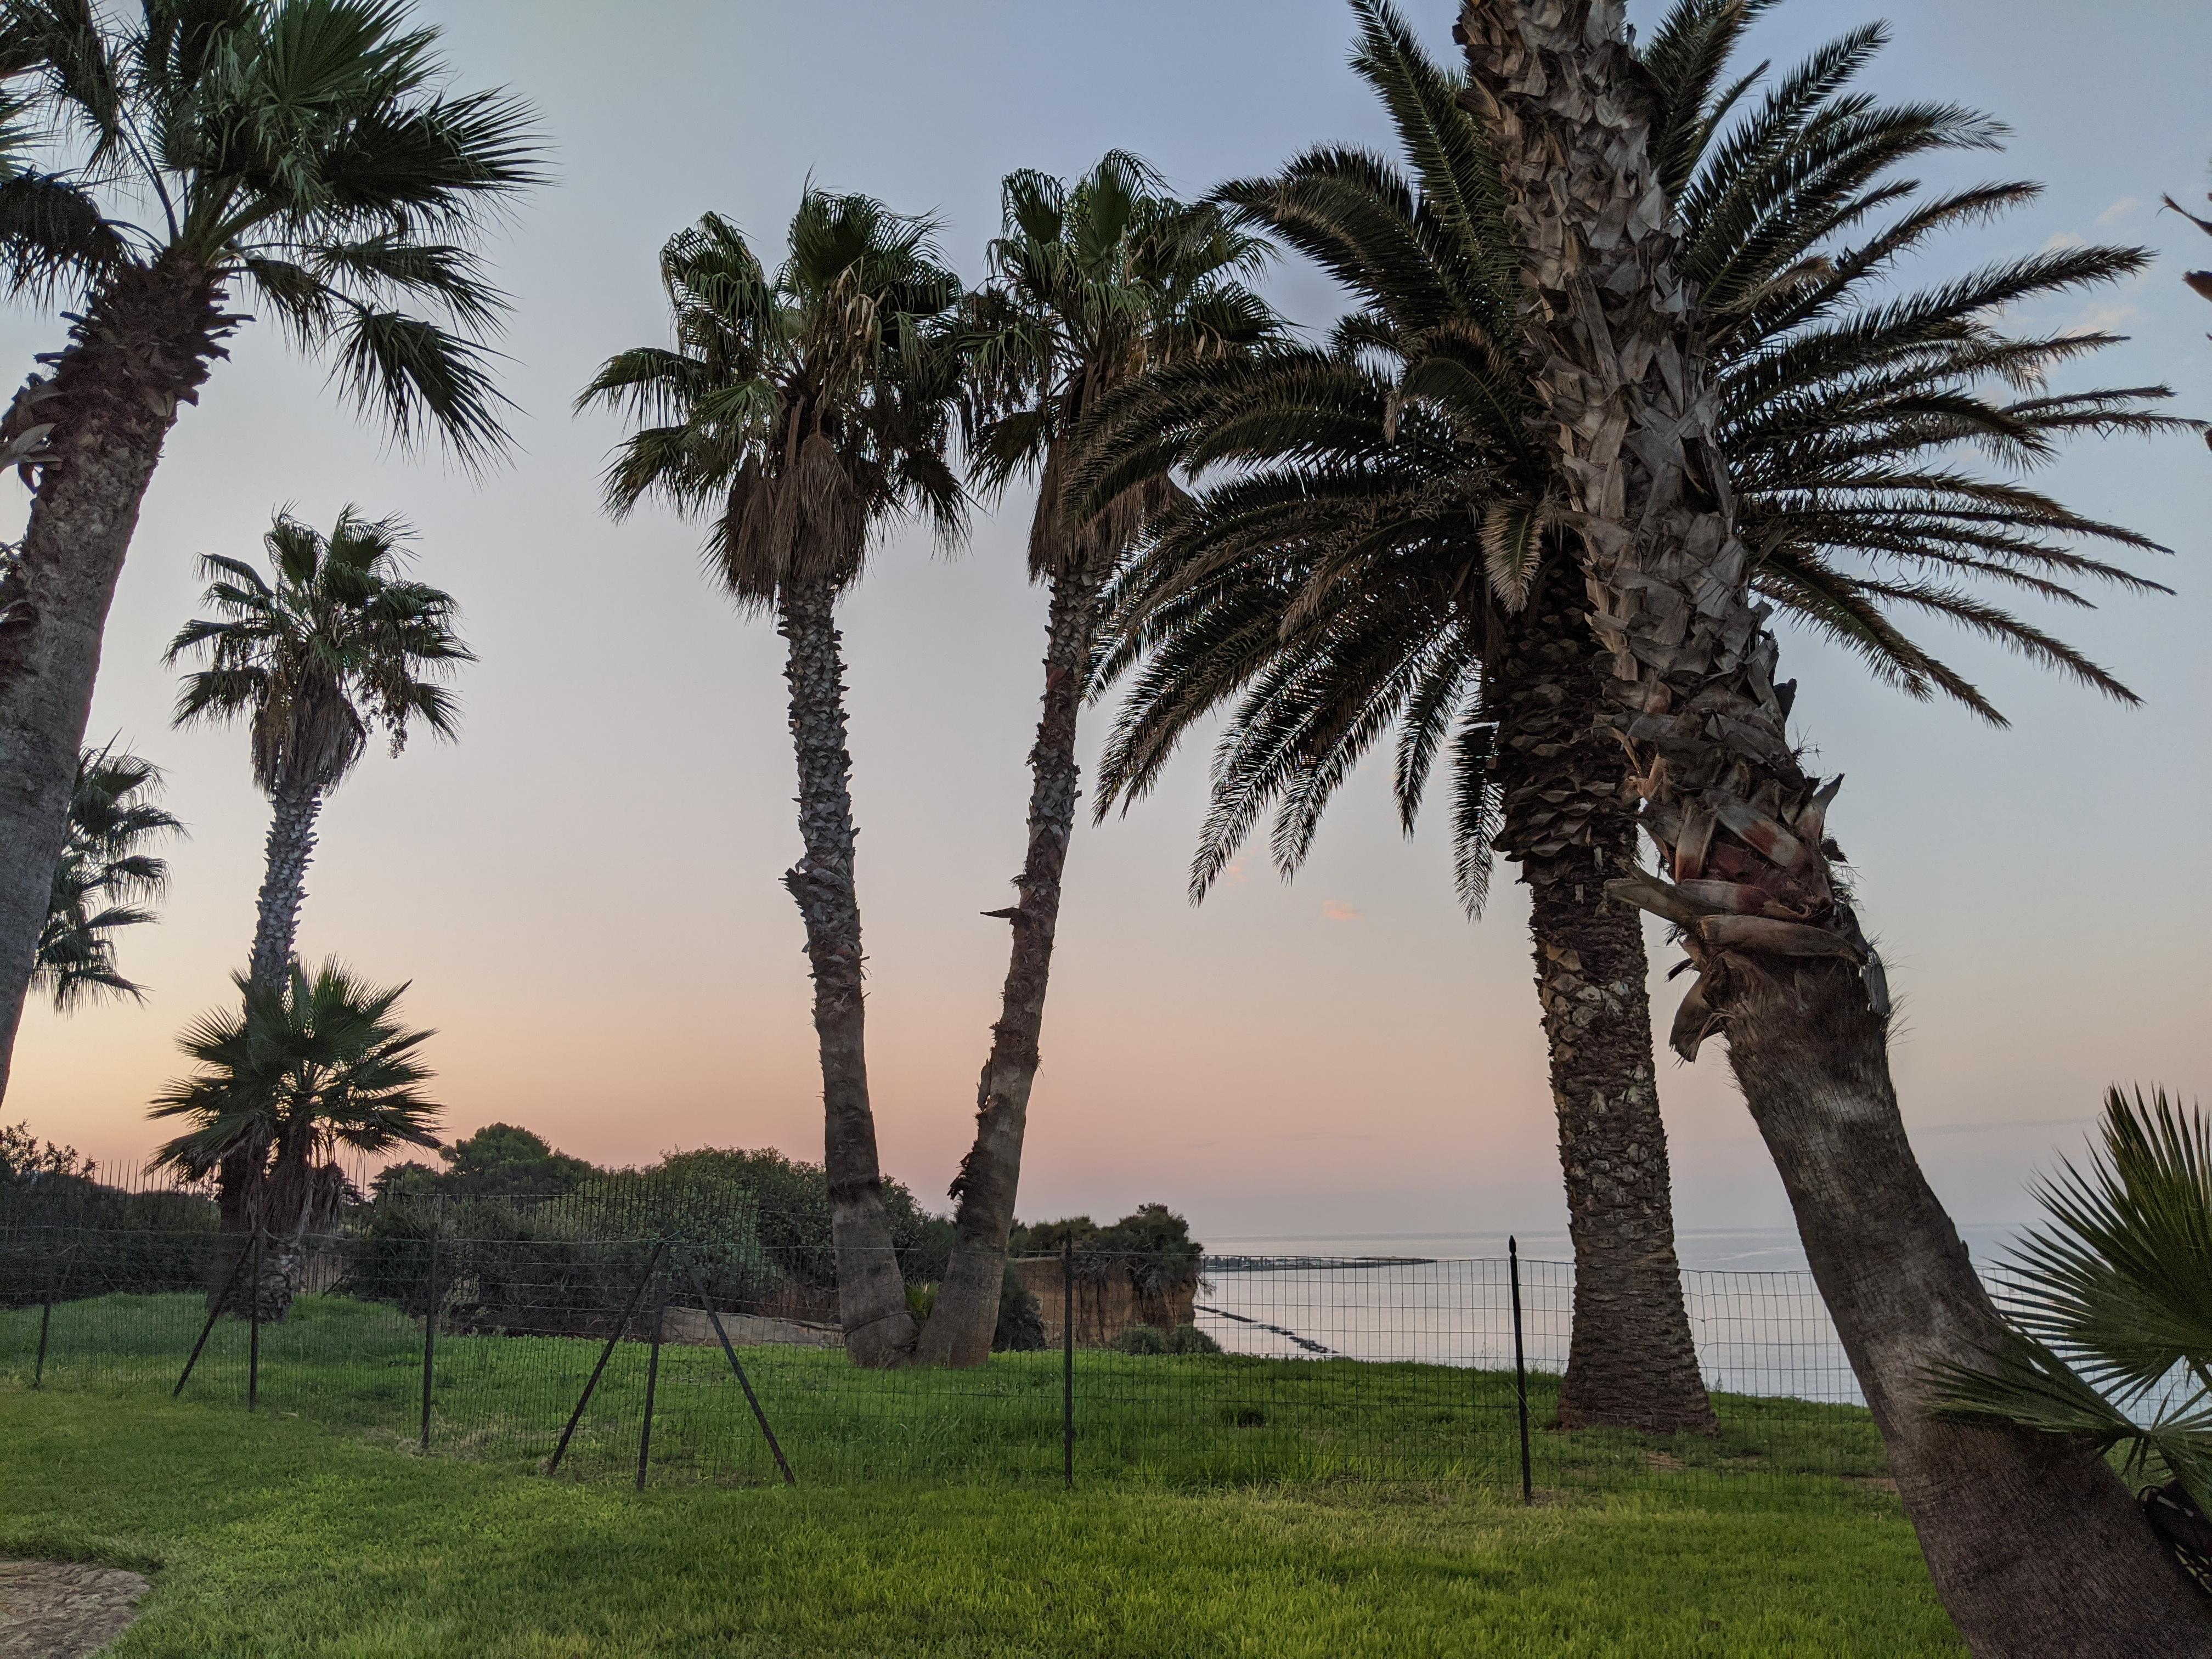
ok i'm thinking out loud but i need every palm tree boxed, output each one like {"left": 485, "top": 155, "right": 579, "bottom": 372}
{"left": 166, "top": 509, "right": 470, "bottom": 991}
{"left": 0, "top": 0, "right": 538, "bottom": 1109}
{"left": 1084, "top": 0, "right": 2182, "bottom": 1436}
{"left": 151, "top": 960, "right": 441, "bottom": 1319}
{"left": 913, "top": 157, "right": 1277, "bottom": 1367}
{"left": 579, "top": 198, "right": 966, "bottom": 1368}
{"left": 1451, "top": 0, "right": 2207, "bottom": 1645}
{"left": 2169, "top": 183, "right": 2212, "bottom": 351}
{"left": 1934, "top": 1087, "right": 2212, "bottom": 1541}
{"left": 34, "top": 742, "right": 180, "bottom": 1010}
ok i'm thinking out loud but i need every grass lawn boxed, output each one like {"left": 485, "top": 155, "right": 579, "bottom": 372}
{"left": 0, "top": 1388, "right": 1963, "bottom": 1657}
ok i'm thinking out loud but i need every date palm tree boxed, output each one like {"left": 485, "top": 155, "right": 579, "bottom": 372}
{"left": 1085, "top": 0, "right": 2186, "bottom": 1442}
{"left": 916, "top": 156, "right": 1276, "bottom": 1367}
{"left": 579, "top": 197, "right": 965, "bottom": 1367}
{"left": 151, "top": 960, "right": 440, "bottom": 1319}
{"left": 34, "top": 742, "right": 180, "bottom": 1009}
{"left": 1451, "top": 0, "right": 2207, "bottom": 1645}
{"left": 0, "top": 0, "right": 538, "bottom": 1108}
{"left": 166, "top": 509, "right": 470, "bottom": 990}
{"left": 2169, "top": 183, "right": 2212, "bottom": 353}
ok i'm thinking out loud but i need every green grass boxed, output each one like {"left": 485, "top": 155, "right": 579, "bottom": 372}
{"left": 0, "top": 1388, "right": 1964, "bottom": 1657}
{"left": 1, "top": 1292, "right": 1888, "bottom": 1496}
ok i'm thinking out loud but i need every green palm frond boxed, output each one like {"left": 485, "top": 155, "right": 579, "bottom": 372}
{"left": 1934, "top": 1088, "right": 2212, "bottom": 1507}
{"left": 165, "top": 506, "right": 470, "bottom": 792}
{"left": 1085, "top": 0, "right": 2185, "bottom": 918}
{"left": 33, "top": 742, "right": 182, "bottom": 1011}
{"left": 0, "top": 0, "right": 541, "bottom": 461}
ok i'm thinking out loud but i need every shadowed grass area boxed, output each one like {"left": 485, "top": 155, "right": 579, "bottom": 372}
{"left": 1, "top": 1291, "right": 1886, "bottom": 1496}
{"left": 0, "top": 1389, "right": 1960, "bottom": 1657}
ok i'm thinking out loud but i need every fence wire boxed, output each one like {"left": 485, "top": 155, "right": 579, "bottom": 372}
{"left": 1, "top": 1208, "right": 1892, "bottom": 1499}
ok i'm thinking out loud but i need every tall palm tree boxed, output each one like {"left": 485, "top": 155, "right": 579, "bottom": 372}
{"left": 35, "top": 742, "right": 180, "bottom": 1009}
{"left": 166, "top": 509, "right": 470, "bottom": 991}
{"left": 0, "top": 0, "right": 538, "bottom": 1108}
{"left": 1451, "top": 0, "right": 2207, "bottom": 1646}
{"left": 1084, "top": 0, "right": 2181, "bottom": 1436}
{"left": 2169, "top": 183, "right": 2212, "bottom": 349}
{"left": 151, "top": 960, "right": 440, "bottom": 1319}
{"left": 579, "top": 198, "right": 966, "bottom": 1368}
{"left": 915, "top": 156, "right": 1277, "bottom": 1367}
{"left": 1090, "top": 1, "right": 2189, "bottom": 1446}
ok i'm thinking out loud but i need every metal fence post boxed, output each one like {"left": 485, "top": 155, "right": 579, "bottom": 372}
{"left": 1509, "top": 1236, "right": 1532, "bottom": 1505}
{"left": 247, "top": 1229, "right": 262, "bottom": 1412}
{"left": 32, "top": 1241, "right": 62, "bottom": 1389}
{"left": 635, "top": 1295, "right": 666, "bottom": 1492}
{"left": 549, "top": 1238, "right": 665, "bottom": 1478}
{"left": 419, "top": 1207, "right": 442, "bottom": 1453}
{"left": 175, "top": 1238, "right": 257, "bottom": 1398}
{"left": 1062, "top": 1240, "right": 1075, "bottom": 1491}
{"left": 686, "top": 1265, "right": 795, "bottom": 1487}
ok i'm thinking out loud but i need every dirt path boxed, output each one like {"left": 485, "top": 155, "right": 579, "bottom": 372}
{"left": 0, "top": 1562, "right": 149, "bottom": 1658}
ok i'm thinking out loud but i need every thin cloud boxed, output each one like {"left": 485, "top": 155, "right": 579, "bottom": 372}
{"left": 2041, "top": 230, "right": 2089, "bottom": 251}
{"left": 2095, "top": 196, "right": 2142, "bottom": 227}
{"left": 1322, "top": 900, "right": 1361, "bottom": 922}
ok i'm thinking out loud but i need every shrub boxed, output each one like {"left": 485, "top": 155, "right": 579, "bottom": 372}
{"left": 1167, "top": 1323, "right": 1222, "bottom": 1356}
{"left": 993, "top": 1273, "right": 1047, "bottom": 1352}
{"left": 1113, "top": 1323, "right": 1170, "bottom": 1355}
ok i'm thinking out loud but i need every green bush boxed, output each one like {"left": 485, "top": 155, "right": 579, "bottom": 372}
{"left": 992, "top": 1273, "right": 1047, "bottom": 1352}
{"left": 1167, "top": 1323, "right": 1221, "bottom": 1356}
{"left": 1113, "top": 1323, "right": 1170, "bottom": 1355}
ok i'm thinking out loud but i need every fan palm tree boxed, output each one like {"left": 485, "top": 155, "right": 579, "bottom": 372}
{"left": 1085, "top": 0, "right": 2182, "bottom": 1436}
{"left": 1449, "top": 0, "right": 2207, "bottom": 1645}
{"left": 915, "top": 156, "right": 1277, "bottom": 1367}
{"left": 166, "top": 509, "right": 470, "bottom": 991}
{"left": 1935, "top": 1088, "right": 2212, "bottom": 1539}
{"left": 151, "top": 960, "right": 440, "bottom": 1319}
{"left": 579, "top": 196, "right": 966, "bottom": 1368}
{"left": 0, "top": 0, "right": 538, "bottom": 1109}
{"left": 34, "top": 742, "right": 180, "bottom": 1009}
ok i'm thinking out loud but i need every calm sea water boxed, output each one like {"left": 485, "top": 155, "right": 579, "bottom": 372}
{"left": 1189, "top": 1224, "right": 2030, "bottom": 1406}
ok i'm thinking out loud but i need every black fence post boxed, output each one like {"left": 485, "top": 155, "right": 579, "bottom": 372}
{"left": 548, "top": 1238, "right": 665, "bottom": 1479}
{"left": 1509, "top": 1236, "right": 1532, "bottom": 1506}
{"left": 686, "top": 1266, "right": 795, "bottom": 1487}
{"left": 247, "top": 1229, "right": 262, "bottom": 1412}
{"left": 419, "top": 1207, "right": 441, "bottom": 1453}
{"left": 635, "top": 1295, "right": 667, "bottom": 1492}
{"left": 32, "top": 1241, "right": 63, "bottom": 1389}
{"left": 1062, "top": 1240, "right": 1075, "bottom": 1491}
{"left": 175, "top": 1239, "right": 256, "bottom": 1398}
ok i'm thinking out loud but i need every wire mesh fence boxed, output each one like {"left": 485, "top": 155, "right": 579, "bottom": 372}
{"left": 1, "top": 1192, "right": 1891, "bottom": 1500}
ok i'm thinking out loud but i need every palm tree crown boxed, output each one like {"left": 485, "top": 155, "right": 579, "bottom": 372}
{"left": 35, "top": 742, "right": 180, "bottom": 1009}
{"left": 962, "top": 151, "right": 1276, "bottom": 577}
{"left": 579, "top": 193, "right": 967, "bottom": 606}
{"left": 149, "top": 958, "right": 440, "bottom": 1183}
{"left": 1081, "top": 0, "right": 2188, "bottom": 910}
{"left": 165, "top": 508, "right": 471, "bottom": 799}
{"left": 0, "top": 0, "right": 541, "bottom": 461}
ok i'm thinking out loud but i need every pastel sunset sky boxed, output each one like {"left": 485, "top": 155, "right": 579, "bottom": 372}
{"left": 7, "top": 0, "right": 2209, "bottom": 1254}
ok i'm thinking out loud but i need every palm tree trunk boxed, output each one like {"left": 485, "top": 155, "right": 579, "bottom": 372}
{"left": 1490, "top": 569, "right": 1714, "bottom": 1434}
{"left": 0, "top": 257, "right": 229, "bottom": 1106}
{"left": 917, "top": 562, "right": 1103, "bottom": 1368}
{"left": 776, "top": 573, "right": 916, "bottom": 1367}
{"left": 248, "top": 775, "right": 324, "bottom": 988}
{"left": 1459, "top": 1, "right": 2209, "bottom": 1647}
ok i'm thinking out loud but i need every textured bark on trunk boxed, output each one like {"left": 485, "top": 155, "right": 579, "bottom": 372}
{"left": 1458, "top": 2, "right": 2210, "bottom": 1648}
{"left": 0, "top": 257, "right": 229, "bottom": 1105}
{"left": 247, "top": 774, "right": 324, "bottom": 990}
{"left": 776, "top": 574, "right": 916, "bottom": 1367}
{"left": 1489, "top": 567, "right": 1713, "bottom": 1434}
{"left": 917, "top": 561, "right": 1103, "bottom": 1368}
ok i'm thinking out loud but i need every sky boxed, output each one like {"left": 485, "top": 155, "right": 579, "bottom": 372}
{"left": 4, "top": 0, "right": 2209, "bottom": 1260}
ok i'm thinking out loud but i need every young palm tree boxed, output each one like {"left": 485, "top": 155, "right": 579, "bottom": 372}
{"left": 34, "top": 743, "right": 180, "bottom": 1009}
{"left": 151, "top": 960, "right": 441, "bottom": 1319}
{"left": 166, "top": 509, "right": 470, "bottom": 991}
{"left": 579, "top": 198, "right": 966, "bottom": 1367}
{"left": 1451, "top": 0, "right": 2207, "bottom": 1645}
{"left": 915, "top": 156, "right": 1276, "bottom": 1367}
{"left": 0, "top": 0, "right": 538, "bottom": 1108}
{"left": 1935, "top": 1088, "right": 2212, "bottom": 1526}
